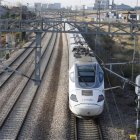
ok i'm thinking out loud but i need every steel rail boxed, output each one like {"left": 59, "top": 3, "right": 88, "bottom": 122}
{"left": 0, "top": 33, "right": 47, "bottom": 87}
{"left": 0, "top": 33, "right": 58, "bottom": 139}
{"left": 74, "top": 117, "right": 103, "bottom": 140}
{"left": 0, "top": 32, "right": 54, "bottom": 128}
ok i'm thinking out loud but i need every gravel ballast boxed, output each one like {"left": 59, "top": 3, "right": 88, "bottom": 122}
{"left": 18, "top": 33, "right": 70, "bottom": 140}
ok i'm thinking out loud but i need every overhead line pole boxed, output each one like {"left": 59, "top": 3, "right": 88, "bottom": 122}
{"left": 95, "top": 0, "right": 101, "bottom": 54}
{"left": 0, "top": 0, "right": 2, "bottom": 58}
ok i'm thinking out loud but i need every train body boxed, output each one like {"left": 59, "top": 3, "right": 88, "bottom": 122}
{"left": 67, "top": 25, "right": 105, "bottom": 118}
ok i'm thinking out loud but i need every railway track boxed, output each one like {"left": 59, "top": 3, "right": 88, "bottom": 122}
{"left": 17, "top": 32, "right": 67, "bottom": 139}
{"left": 0, "top": 32, "right": 53, "bottom": 122}
{"left": 70, "top": 113, "right": 107, "bottom": 140}
{"left": 0, "top": 32, "right": 58, "bottom": 139}
{"left": 0, "top": 34, "right": 35, "bottom": 74}
{"left": 0, "top": 33, "right": 48, "bottom": 87}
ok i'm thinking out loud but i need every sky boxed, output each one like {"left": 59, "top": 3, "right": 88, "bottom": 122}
{"left": 1, "top": 0, "right": 139, "bottom": 8}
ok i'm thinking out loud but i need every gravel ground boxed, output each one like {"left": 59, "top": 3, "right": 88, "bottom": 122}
{"left": 85, "top": 33, "right": 138, "bottom": 140}
{"left": 47, "top": 33, "right": 69, "bottom": 140}
{"left": 18, "top": 33, "right": 70, "bottom": 140}
{"left": 101, "top": 82, "right": 136, "bottom": 140}
{"left": 98, "top": 48, "right": 137, "bottom": 139}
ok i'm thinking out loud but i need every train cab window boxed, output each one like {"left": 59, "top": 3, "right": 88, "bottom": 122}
{"left": 77, "top": 65, "right": 95, "bottom": 87}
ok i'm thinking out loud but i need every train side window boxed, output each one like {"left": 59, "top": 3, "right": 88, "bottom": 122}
{"left": 99, "top": 72, "right": 103, "bottom": 83}
{"left": 70, "top": 72, "right": 75, "bottom": 82}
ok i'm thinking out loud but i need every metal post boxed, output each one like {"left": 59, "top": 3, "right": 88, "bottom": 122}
{"left": 112, "top": 0, "right": 114, "bottom": 10}
{"left": 132, "top": 35, "right": 136, "bottom": 81}
{"left": 35, "top": 32, "right": 42, "bottom": 85}
{"left": 97, "top": 0, "right": 101, "bottom": 24}
{"left": 85, "top": 23, "right": 88, "bottom": 34}
{"left": 95, "top": 0, "right": 101, "bottom": 55}
{"left": 108, "top": 23, "right": 111, "bottom": 35}
{"left": 5, "top": 33, "right": 10, "bottom": 59}
{"left": 95, "top": 34, "right": 97, "bottom": 54}
{"left": 136, "top": 0, "right": 138, "bottom": 14}
{"left": 136, "top": 96, "right": 140, "bottom": 140}
{"left": 99, "top": 1, "right": 101, "bottom": 25}
{"left": 0, "top": 0, "right": 2, "bottom": 58}
{"left": 110, "top": 64, "right": 112, "bottom": 71}
{"left": 75, "top": 7, "right": 77, "bottom": 21}
{"left": 82, "top": 5, "right": 85, "bottom": 22}
{"left": 20, "top": 5, "right": 23, "bottom": 41}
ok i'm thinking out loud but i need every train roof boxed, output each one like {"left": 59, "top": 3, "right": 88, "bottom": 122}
{"left": 74, "top": 54, "right": 97, "bottom": 64}
{"left": 67, "top": 24, "right": 98, "bottom": 69}
{"left": 69, "top": 43, "right": 97, "bottom": 69}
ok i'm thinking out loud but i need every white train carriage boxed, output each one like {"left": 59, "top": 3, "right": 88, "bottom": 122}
{"left": 68, "top": 26, "right": 105, "bottom": 117}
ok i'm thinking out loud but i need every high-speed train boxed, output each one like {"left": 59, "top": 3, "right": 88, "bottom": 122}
{"left": 67, "top": 25, "right": 105, "bottom": 118}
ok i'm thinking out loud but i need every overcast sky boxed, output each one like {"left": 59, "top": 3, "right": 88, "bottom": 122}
{"left": 2, "top": 0, "right": 139, "bottom": 7}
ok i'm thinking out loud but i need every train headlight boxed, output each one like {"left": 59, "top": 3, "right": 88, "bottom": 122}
{"left": 97, "top": 95, "right": 104, "bottom": 102}
{"left": 70, "top": 94, "right": 78, "bottom": 102}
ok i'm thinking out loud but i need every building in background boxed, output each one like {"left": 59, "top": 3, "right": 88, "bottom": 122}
{"left": 0, "top": 6, "right": 7, "bottom": 16}
{"left": 48, "top": 4, "right": 54, "bottom": 9}
{"left": 115, "top": 4, "right": 131, "bottom": 10}
{"left": 87, "top": 6, "right": 93, "bottom": 10}
{"left": 53, "top": 3, "right": 61, "bottom": 9}
{"left": 34, "top": 2, "right": 61, "bottom": 10}
{"left": 48, "top": 3, "right": 61, "bottom": 9}
{"left": 34, "top": 3, "right": 41, "bottom": 12}
{"left": 42, "top": 4, "right": 48, "bottom": 11}
{"left": 102, "top": 0, "right": 109, "bottom": 9}
{"left": 94, "top": 0, "right": 109, "bottom": 10}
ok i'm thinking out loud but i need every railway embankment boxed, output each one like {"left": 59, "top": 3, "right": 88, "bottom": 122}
{"left": 83, "top": 27, "right": 140, "bottom": 139}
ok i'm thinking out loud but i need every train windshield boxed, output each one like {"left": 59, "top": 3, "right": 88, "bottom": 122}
{"left": 77, "top": 65, "right": 95, "bottom": 87}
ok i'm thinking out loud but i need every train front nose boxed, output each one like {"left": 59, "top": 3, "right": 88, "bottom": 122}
{"left": 73, "top": 104, "right": 103, "bottom": 116}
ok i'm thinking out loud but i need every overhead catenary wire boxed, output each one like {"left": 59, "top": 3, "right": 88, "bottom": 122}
{"left": 102, "top": 65, "right": 140, "bottom": 88}
{"left": 106, "top": 69, "right": 125, "bottom": 131}
{"left": 93, "top": 19, "right": 139, "bottom": 137}
{"left": 0, "top": 61, "right": 37, "bottom": 82}
{"left": 93, "top": 27, "right": 140, "bottom": 139}
{"left": 94, "top": 31, "right": 122, "bottom": 136}
{"left": 92, "top": 49, "right": 140, "bottom": 88}
{"left": 94, "top": 45, "right": 125, "bottom": 138}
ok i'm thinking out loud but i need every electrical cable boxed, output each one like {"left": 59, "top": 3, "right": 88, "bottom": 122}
{"left": 0, "top": 61, "right": 37, "bottom": 82}
{"left": 106, "top": 70, "right": 125, "bottom": 131}
{"left": 94, "top": 32, "right": 126, "bottom": 135}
